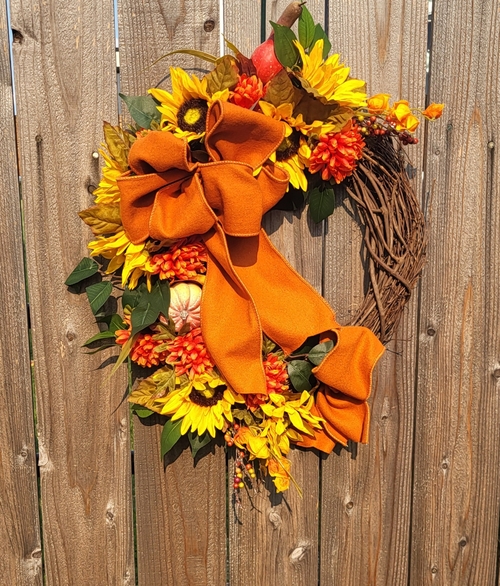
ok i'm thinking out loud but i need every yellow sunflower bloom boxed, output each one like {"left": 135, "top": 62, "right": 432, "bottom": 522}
{"left": 294, "top": 39, "right": 366, "bottom": 109}
{"left": 158, "top": 373, "right": 244, "bottom": 438}
{"left": 93, "top": 150, "right": 127, "bottom": 205}
{"left": 88, "top": 230, "right": 150, "bottom": 289}
{"left": 149, "top": 67, "right": 229, "bottom": 142}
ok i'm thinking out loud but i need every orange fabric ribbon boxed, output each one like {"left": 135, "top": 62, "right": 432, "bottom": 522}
{"left": 117, "top": 100, "right": 384, "bottom": 453}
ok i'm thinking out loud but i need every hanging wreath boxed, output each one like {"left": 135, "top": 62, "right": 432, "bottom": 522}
{"left": 67, "top": 2, "right": 442, "bottom": 495}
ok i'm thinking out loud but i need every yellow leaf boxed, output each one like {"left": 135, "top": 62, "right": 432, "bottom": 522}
{"left": 102, "top": 121, "right": 132, "bottom": 170}
{"left": 263, "top": 70, "right": 295, "bottom": 107}
{"left": 205, "top": 55, "right": 239, "bottom": 96}
{"left": 79, "top": 204, "right": 122, "bottom": 235}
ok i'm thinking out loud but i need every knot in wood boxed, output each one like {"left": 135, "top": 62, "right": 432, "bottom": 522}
{"left": 268, "top": 507, "right": 282, "bottom": 529}
{"left": 203, "top": 19, "right": 215, "bottom": 32}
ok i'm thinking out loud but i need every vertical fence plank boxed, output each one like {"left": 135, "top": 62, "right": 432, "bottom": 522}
{"left": 321, "top": 2, "right": 428, "bottom": 584}
{"left": 225, "top": 2, "right": 324, "bottom": 585}
{"left": 117, "top": 2, "right": 226, "bottom": 584}
{"left": 10, "top": 0, "right": 134, "bottom": 583}
{"left": 0, "top": 4, "right": 42, "bottom": 585}
{"left": 411, "top": 1, "right": 500, "bottom": 584}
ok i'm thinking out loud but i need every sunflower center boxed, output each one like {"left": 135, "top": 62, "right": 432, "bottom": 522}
{"left": 189, "top": 384, "right": 226, "bottom": 407}
{"left": 177, "top": 98, "right": 208, "bottom": 134}
{"left": 276, "top": 132, "right": 300, "bottom": 161}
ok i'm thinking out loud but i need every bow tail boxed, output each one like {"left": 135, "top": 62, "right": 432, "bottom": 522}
{"left": 201, "top": 227, "right": 268, "bottom": 395}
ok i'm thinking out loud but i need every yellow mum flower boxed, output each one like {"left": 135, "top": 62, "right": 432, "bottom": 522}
{"left": 157, "top": 373, "right": 243, "bottom": 438}
{"left": 294, "top": 39, "right": 367, "bottom": 109}
{"left": 149, "top": 67, "right": 229, "bottom": 142}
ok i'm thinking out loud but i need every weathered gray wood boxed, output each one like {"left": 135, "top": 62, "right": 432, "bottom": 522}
{"left": 10, "top": 0, "right": 134, "bottom": 583}
{"left": 117, "top": 2, "right": 226, "bottom": 584}
{"left": 321, "top": 2, "right": 428, "bottom": 584}
{"left": 225, "top": 2, "right": 324, "bottom": 585}
{"left": 411, "top": 1, "right": 500, "bottom": 584}
{"left": 0, "top": 5, "right": 42, "bottom": 585}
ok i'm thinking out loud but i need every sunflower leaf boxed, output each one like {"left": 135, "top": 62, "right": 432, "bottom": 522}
{"left": 86, "top": 281, "right": 113, "bottom": 314}
{"left": 82, "top": 330, "right": 117, "bottom": 346}
{"left": 131, "top": 404, "right": 155, "bottom": 419}
{"left": 130, "top": 302, "right": 158, "bottom": 336}
{"left": 119, "top": 94, "right": 161, "bottom": 129}
{"left": 308, "top": 340, "right": 335, "bottom": 365}
{"left": 270, "top": 22, "right": 299, "bottom": 68}
{"left": 308, "top": 187, "right": 335, "bottom": 223}
{"left": 188, "top": 431, "right": 213, "bottom": 458}
{"left": 223, "top": 36, "right": 242, "bottom": 56}
{"left": 65, "top": 257, "right": 99, "bottom": 286}
{"left": 122, "top": 285, "right": 143, "bottom": 310}
{"left": 287, "top": 360, "right": 314, "bottom": 392}
{"left": 102, "top": 122, "right": 131, "bottom": 169}
{"left": 161, "top": 418, "right": 183, "bottom": 458}
{"left": 298, "top": 5, "right": 315, "bottom": 50}
{"left": 205, "top": 55, "right": 239, "bottom": 95}
{"left": 79, "top": 204, "right": 122, "bottom": 235}
{"left": 263, "top": 70, "right": 295, "bottom": 107}
{"left": 311, "top": 24, "right": 331, "bottom": 59}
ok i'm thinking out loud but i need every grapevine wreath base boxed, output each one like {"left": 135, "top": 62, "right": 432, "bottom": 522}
{"left": 68, "top": 2, "right": 442, "bottom": 495}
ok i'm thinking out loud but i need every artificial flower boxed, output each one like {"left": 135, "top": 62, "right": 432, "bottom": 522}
{"left": 269, "top": 131, "right": 310, "bottom": 191}
{"left": 158, "top": 373, "right": 242, "bottom": 437}
{"left": 149, "top": 67, "right": 228, "bottom": 142}
{"left": 308, "top": 122, "right": 365, "bottom": 183}
{"left": 389, "top": 100, "right": 420, "bottom": 132}
{"left": 146, "top": 238, "right": 208, "bottom": 282}
{"left": 266, "top": 456, "right": 292, "bottom": 492}
{"left": 367, "top": 93, "right": 391, "bottom": 114}
{"left": 230, "top": 74, "right": 264, "bottom": 109}
{"left": 165, "top": 326, "right": 215, "bottom": 378}
{"left": 294, "top": 39, "right": 367, "bottom": 108}
{"left": 422, "top": 102, "right": 445, "bottom": 120}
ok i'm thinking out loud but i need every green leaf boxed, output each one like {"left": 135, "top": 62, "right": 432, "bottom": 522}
{"left": 292, "top": 335, "right": 320, "bottom": 356}
{"left": 132, "top": 405, "right": 154, "bottom": 419}
{"left": 270, "top": 22, "right": 299, "bottom": 68}
{"left": 130, "top": 302, "right": 158, "bottom": 336}
{"left": 119, "top": 94, "right": 161, "bottom": 129}
{"left": 86, "top": 281, "right": 113, "bottom": 314}
{"left": 308, "top": 340, "right": 335, "bottom": 366}
{"left": 122, "top": 285, "right": 143, "bottom": 310}
{"left": 154, "top": 281, "right": 171, "bottom": 318}
{"left": 108, "top": 313, "right": 125, "bottom": 333}
{"left": 149, "top": 48, "right": 219, "bottom": 69}
{"left": 298, "top": 5, "right": 315, "bottom": 50}
{"left": 308, "top": 187, "right": 335, "bottom": 223}
{"left": 312, "top": 24, "right": 331, "bottom": 59}
{"left": 188, "top": 431, "right": 213, "bottom": 458}
{"left": 287, "top": 360, "right": 314, "bottom": 392}
{"left": 161, "top": 418, "right": 183, "bottom": 458}
{"left": 83, "top": 330, "right": 117, "bottom": 346}
{"left": 65, "top": 257, "right": 99, "bottom": 286}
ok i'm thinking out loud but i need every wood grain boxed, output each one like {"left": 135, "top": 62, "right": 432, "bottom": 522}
{"left": 0, "top": 5, "right": 42, "bottom": 585}
{"left": 321, "top": 2, "right": 428, "bottom": 584}
{"left": 225, "top": 2, "right": 324, "bottom": 585}
{"left": 411, "top": 1, "right": 500, "bottom": 584}
{"left": 117, "top": 1, "right": 226, "bottom": 584}
{"left": 10, "top": 0, "right": 135, "bottom": 583}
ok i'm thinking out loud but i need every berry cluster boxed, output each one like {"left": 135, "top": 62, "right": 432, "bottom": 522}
{"left": 357, "top": 115, "right": 419, "bottom": 145}
{"left": 224, "top": 423, "right": 257, "bottom": 493}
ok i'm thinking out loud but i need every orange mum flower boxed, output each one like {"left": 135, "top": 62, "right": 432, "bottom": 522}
{"left": 147, "top": 238, "right": 208, "bottom": 281}
{"left": 230, "top": 74, "right": 264, "bottom": 109}
{"left": 130, "top": 333, "right": 169, "bottom": 368}
{"left": 166, "top": 326, "right": 215, "bottom": 378}
{"left": 309, "top": 123, "right": 365, "bottom": 183}
{"left": 245, "top": 353, "right": 290, "bottom": 411}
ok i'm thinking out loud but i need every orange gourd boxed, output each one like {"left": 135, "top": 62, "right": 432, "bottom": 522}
{"left": 168, "top": 282, "right": 202, "bottom": 331}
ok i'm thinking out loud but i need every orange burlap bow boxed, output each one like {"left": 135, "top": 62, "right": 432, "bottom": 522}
{"left": 117, "top": 100, "right": 384, "bottom": 453}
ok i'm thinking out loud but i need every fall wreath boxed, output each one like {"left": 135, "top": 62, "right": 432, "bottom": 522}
{"left": 68, "top": 3, "right": 442, "bottom": 494}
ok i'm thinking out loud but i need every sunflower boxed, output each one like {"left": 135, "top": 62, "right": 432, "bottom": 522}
{"left": 259, "top": 101, "right": 310, "bottom": 191}
{"left": 88, "top": 230, "right": 150, "bottom": 289}
{"left": 158, "top": 373, "right": 244, "bottom": 437}
{"left": 294, "top": 39, "right": 366, "bottom": 109}
{"left": 148, "top": 67, "right": 229, "bottom": 142}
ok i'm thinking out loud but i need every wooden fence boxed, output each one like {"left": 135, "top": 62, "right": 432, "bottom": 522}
{"left": 0, "top": 0, "right": 499, "bottom": 584}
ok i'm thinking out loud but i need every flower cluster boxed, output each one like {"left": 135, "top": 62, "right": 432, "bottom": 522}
{"left": 72, "top": 2, "right": 442, "bottom": 495}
